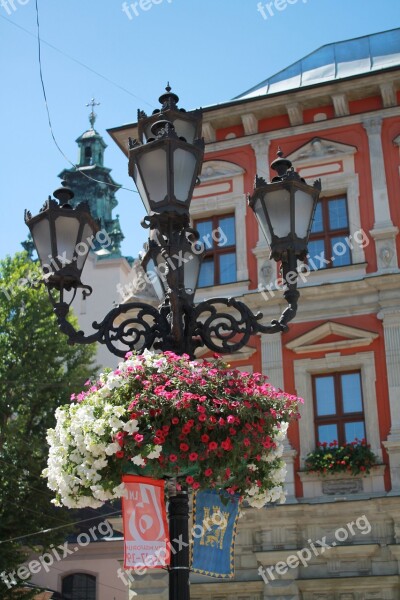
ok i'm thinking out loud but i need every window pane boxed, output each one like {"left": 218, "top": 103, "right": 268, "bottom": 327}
{"left": 341, "top": 373, "right": 363, "bottom": 413}
{"left": 318, "top": 423, "right": 338, "bottom": 445}
{"left": 218, "top": 216, "right": 236, "bottom": 247}
{"left": 328, "top": 198, "right": 348, "bottom": 230}
{"left": 219, "top": 253, "right": 236, "bottom": 284}
{"left": 331, "top": 236, "right": 351, "bottom": 267}
{"left": 307, "top": 239, "right": 326, "bottom": 270}
{"left": 310, "top": 202, "right": 323, "bottom": 233}
{"left": 345, "top": 421, "right": 365, "bottom": 443}
{"left": 315, "top": 376, "right": 336, "bottom": 415}
{"left": 196, "top": 220, "right": 213, "bottom": 249}
{"left": 198, "top": 257, "right": 214, "bottom": 287}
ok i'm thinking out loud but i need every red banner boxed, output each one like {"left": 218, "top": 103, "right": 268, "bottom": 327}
{"left": 122, "top": 475, "right": 170, "bottom": 569}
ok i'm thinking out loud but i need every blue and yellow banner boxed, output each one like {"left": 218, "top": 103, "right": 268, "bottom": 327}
{"left": 191, "top": 489, "right": 241, "bottom": 578}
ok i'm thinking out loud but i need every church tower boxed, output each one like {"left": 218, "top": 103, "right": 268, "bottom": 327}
{"left": 58, "top": 99, "right": 125, "bottom": 258}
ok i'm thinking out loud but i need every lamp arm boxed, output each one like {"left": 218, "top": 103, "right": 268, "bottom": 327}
{"left": 52, "top": 300, "right": 170, "bottom": 358}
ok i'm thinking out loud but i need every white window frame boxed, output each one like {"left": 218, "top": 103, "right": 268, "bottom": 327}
{"left": 293, "top": 351, "right": 382, "bottom": 468}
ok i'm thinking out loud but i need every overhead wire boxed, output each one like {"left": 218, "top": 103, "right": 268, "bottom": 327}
{"left": 28, "top": 0, "right": 139, "bottom": 194}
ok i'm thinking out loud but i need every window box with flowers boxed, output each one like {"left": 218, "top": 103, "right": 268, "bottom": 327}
{"left": 298, "top": 440, "right": 385, "bottom": 498}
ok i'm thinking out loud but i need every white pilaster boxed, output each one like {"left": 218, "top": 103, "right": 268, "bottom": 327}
{"left": 380, "top": 309, "right": 400, "bottom": 492}
{"left": 262, "top": 335, "right": 298, "bottom": 502}
{"left": 363, "top": 116, "right": 399, "bottom": 271}
{"left": 251, "top": 136, "right": 271, "bottom": 182}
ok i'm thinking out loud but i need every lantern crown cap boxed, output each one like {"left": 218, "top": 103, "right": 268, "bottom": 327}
{"left": 53, "top": 180, "right": 74, "bottom": 207}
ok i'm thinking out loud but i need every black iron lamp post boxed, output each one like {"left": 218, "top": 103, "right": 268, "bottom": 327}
{"left": 24, "top": 86, "right": 320, "bottom": 600}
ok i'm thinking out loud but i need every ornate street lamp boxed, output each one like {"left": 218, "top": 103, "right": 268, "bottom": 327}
{"left": 25, "top": 87, "right": 321, "bottom": 600}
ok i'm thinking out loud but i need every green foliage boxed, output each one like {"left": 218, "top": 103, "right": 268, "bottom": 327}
{"left": 0, "top": 253, "right": 97, "bottom": 598}
{"left": 304, "top": 439, "right": 378, "bottom": 476}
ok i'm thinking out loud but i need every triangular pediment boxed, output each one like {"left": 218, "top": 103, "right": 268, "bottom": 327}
{"left": 286, "top": 322, "right": 378, "bottom": 354}
{"left": 286, "top": 137, "right": 357, "bottom": 163}
{"left": 199, "top": 160, "right": 245, "bottom": 183}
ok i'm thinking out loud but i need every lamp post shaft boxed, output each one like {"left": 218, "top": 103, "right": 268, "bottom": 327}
{"left": 168, "top": 489, "right": 190, "bottom": 600}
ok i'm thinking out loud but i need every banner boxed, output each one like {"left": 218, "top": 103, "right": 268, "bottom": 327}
{"left": 191, "top": 489, "right": 240, "bottom": 578}
{"left": 122, "top": 475, "right": 170, "bottom": 569}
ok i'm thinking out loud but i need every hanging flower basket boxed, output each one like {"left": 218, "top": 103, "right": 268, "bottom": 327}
{"left": 44, "top": 351, "right": 302, "bottom": 509}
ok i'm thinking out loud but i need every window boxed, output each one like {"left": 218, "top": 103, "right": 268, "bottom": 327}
{"left": 308, "top": 196, "right": 351, "bottom": 269}
{"left": 194, "top": 214, "right": 236, "bottom": 287}
{"left": 62, "top": 573, "right": 96, "bottom": 600}
{"left": 313, "top": 371, "right": 365, "bottom": 445}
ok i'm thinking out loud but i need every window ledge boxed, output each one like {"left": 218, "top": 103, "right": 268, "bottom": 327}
{"left": 194, "top": 280, "right": 250, "bottom": 301}
{"left": 298, "top": 262, "right": 368, "bottom": 288}
{"left": 298, "top": 465, "right": 386, "bottom": 500}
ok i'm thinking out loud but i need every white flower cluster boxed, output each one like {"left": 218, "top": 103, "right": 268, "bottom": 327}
{"left": 243, "top": 422, "right": 289, "bottom": 508}
{"left": 44, "top": 350, "right": 179, "bottom": 508}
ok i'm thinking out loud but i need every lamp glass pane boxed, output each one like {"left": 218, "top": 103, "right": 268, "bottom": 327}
{"left": 173, "top": 148, "right": 197, "bottom": 203}
{"left": 146, "top": 259, "right": 165, "bottom": 301}
{"left": 133, "top": 163, "right": 150, "bottom": 213}
{"left": 264, "top": 188, "right": 291, "bottom": 238}
{"left": 138, "top": 148, "right": 168, "bottom": 204}
{"left": 76, "top": 223, "right": 95, "bottom": 270}
{"left": 31, "top": 218, "right": 52, "bottom": 266}
{"left": 55, "top": 216, "right": 81, "bottom": 262}
{"left": 173, "top": 118, "right": 197, "bottom": 143}
{"left": 253, "top": 197, "right": 272, "bottom": 246}
{"left": 183, "top": 251, "right": 201, "bottom": 293}
{"left": 295, "top": 189, "right": 316, "bottom": 239}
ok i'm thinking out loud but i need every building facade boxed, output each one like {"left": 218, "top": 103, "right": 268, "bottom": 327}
{"left": 107, "top": 28, "right": 400, "bottom": 600}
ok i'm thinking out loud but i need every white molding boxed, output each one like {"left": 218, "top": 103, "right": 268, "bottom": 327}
{"left": 286, "top": 102, "right": 303, "bottom": 126}
{"left": 197, "top": 160, "right": 245, "bottom": 184}
{"left": 241, "top": 112, "right": 258, "bottom": 135}
{"left": 286, "top": 136, "right": 357, "bottom": 164}
{"left": 331, "top": 93, "right": 350, "bottom": 117}
{"left": 286, "top": 321, "right": 378, "bottom": 354}
{"left": 294, "top": 351, "right": 382, "bottom": 471}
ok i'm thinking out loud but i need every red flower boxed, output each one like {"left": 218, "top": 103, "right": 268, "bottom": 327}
{"left": 208, "top": 441, "right": 218, "bottom": 451}
{"left": 205, "top": 468, "right": 213, "bottom": 477}
{"left": 189, "top": 452, "right": 198, "bottom": 462}
{"left": 169, "top": 454, "right": 178, "bottom": 462}
{"left": 172, "top": 417, "right": 179, "bottom": 425}
{"left": 225, "top": 467, "right": 231, "bottom": 478}
{"left": 192, "top": 482, "right": 200, "bottom": 490}
{"left": 201, "top": 434, "right": 209, "bottom": 443}
{"left": 116, "top": 451, "right": 124, "bottom": 459}
{"left": 186, "top": 475, "right": 194, "bottom": 484}
{"left": 134, "top": 433, "right": 144, "bottom": 443}
{"left": 198, "top": 414, "right": 207, "bottom": 422}
{"left": 243, "top": 438, "right": 251, "bottom": 447}
{"left": 180, "top": 443, "right": 189, "bottom": 452}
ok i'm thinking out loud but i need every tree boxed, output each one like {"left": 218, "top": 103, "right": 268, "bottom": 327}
{"left": 0, "top": 253, "right": 97, "bottom": 598}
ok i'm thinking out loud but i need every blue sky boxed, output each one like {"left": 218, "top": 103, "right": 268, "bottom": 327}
{"left": 1, "top": 0, "right": 399, "bottom": 260}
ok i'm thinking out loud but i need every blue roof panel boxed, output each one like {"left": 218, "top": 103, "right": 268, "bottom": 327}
{"left": 236, "top": 29, "right": 400, "bottom": 99}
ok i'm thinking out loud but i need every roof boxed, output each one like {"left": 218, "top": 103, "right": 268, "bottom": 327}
{"left": 236, "top": 28, "right": 400, "bottom": 99}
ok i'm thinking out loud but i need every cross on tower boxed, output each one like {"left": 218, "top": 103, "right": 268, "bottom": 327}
{"left": 86, "top": 98, "right": 100, "bottom": 129}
